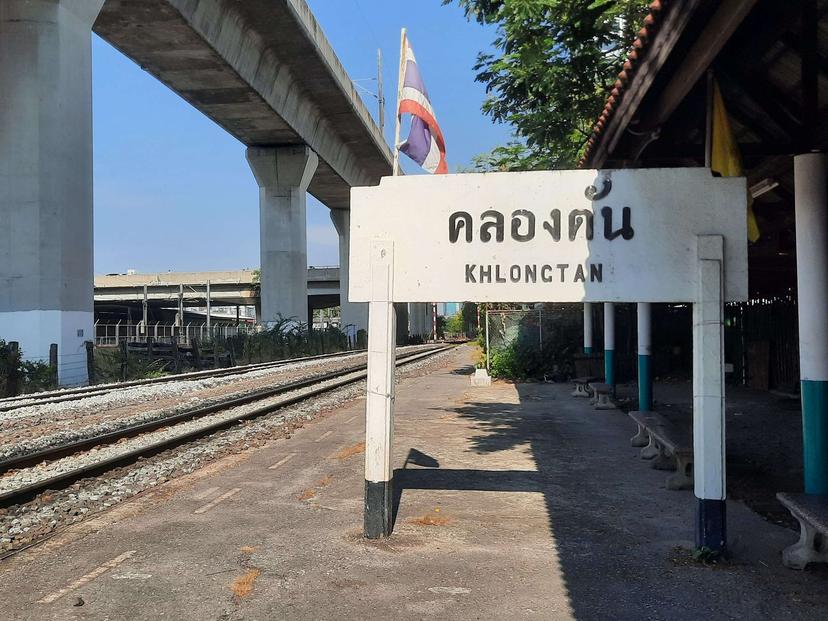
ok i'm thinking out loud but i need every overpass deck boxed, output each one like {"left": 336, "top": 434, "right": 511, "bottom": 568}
{"left": 94, "top": 0, "right": 393, "bottom": 209}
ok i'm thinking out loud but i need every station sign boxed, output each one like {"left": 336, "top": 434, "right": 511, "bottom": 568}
{"left": 349, "top": 168, "right": 748, "bottom": 303}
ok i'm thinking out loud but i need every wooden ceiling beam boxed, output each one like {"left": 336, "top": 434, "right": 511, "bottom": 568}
{"left": 622, "top": 1, "right": 760, "bottom": 163}
{"left": 715, "top": 63, "right": 802, "bottom": 140}
{"left": 643, "top": 0, "right": 758, "bottom": 131}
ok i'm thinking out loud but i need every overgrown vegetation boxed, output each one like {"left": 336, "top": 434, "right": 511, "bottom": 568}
{"left": 485, "top": 305, "right": 582, "bottom": 380}
{"left": 223, "top": 317, "right": 353, "bottom": 365}
{"left": 446, "top": 0, "right": 650, "bottom": 169}
{"left": 0, "top": 339, "right": 57, "bottom": 396}
{"left": 93, "top": 347, "right": 170, "bottom": 384}
{"left": 91, "top": 317, "right": 357, "bottom": 385}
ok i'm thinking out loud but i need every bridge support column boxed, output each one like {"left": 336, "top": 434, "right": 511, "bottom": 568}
{"left": 329, "top": 209, "right": 368, "bottom": 344}
{"left": 246, "top": 146, "right": 318, "bottom": 327}
{"left": 795, "top": 153, "right": 828, "bottom": 494}
{"left": 0, "top": 0, "right": 104, "bottom": 385}
{"left": 407, "top": 303, "right": 428, "bottom": 340}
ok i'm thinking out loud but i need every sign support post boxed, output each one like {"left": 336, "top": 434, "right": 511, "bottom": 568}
{"left": 693, "top": 235, "right": 726, "bottom": 553}
{"left": 364, "top": 241, "right": 397, "bottom": 538}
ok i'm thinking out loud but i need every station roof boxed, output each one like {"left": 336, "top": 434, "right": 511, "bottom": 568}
{"left": 581, "top": 0, "right": 828, "bottom": 298}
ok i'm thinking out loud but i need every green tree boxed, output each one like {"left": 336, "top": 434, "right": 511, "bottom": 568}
{"left": 447, "top": 0, "right": 650, "bottom": 170}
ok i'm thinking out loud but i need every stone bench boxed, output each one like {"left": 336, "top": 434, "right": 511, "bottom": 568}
{"left": 589, "top": 382, "right": 615, "bottom": 410}
{"left": 776, "top": 492, "right": 828, "bottom": 569}
{"left": 629, "top": 411, "right": 693, "bottom": 491}
{"left": 571, "top": 376, "right": 601, "bottom": 398}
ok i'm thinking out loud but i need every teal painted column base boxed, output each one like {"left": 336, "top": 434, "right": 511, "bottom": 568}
{"left": 605, "top": 349, "right": 615, "bottom": 395}
{"left": 802, "top": 380, "right": 828, "bottom": 494}
{"left": 638, "top": 354, "right": 652, "bottom": 411}
{"left": 584, "top": 346, "right": 593, "bottom": 354}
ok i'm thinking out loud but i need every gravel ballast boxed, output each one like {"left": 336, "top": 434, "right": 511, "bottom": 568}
{"left": 0, "top": 346, "right": 457, "bottom": 555}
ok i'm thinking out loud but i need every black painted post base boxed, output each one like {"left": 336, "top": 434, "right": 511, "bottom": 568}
{"left": 364, "top": 479, "right": 394, "bottom": 539}
{"left": 696, "top": 498, "right": 726, "bottom": 554}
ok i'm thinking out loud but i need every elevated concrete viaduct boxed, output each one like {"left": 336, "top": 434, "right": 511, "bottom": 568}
{"left": 93, "top": 268, "right": 342, "bottom": 325}
{"left": 1, "top": 0, "right": 388, "bottom": 383}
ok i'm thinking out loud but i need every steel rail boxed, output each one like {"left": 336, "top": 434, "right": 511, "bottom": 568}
{"left": 0, "top": 349, "right": 369, "bottom": 412}
{"left": 0, "top": 345, "right": 453, "bottom": 507}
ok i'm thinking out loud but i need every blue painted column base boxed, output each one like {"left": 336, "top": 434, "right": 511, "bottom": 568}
{"left": 638, "top": 354, "right": 652, "bottom": 411}
{"left": 696, "top": 498, "right": 726, "bottom": 554}
{"left": 802, "top": 380, "right": 828, "bottom": 494}
{"left": 604, "top": 349, "right": 615, "bottom": 396}
{"left": 584, "top": 346, "right": 593, "bottom": 354}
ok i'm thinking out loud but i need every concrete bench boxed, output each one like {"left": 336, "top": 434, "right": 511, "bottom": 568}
{"left": 571, "top": 376, "right": 600, "bottom": 398}
{"left": 589, "top": 382, "right": 615, "bottom": 410}
{"left": 776, "top": 492, "right": 828, "bottom": 569}
{"left": 629, "top": 411, "right": 693, "bottom": 491}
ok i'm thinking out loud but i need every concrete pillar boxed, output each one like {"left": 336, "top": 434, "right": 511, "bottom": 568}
{"left": 407, "top": 303, "right": 428, "bottom": 339}
{"left": 603, "top": 302, "right": 615, "bottom": 390}
{"left": 329, "top": 208, "right": 368, "bottom": 343}
{"left": 246, "top": 146, "right": 318, "bottom": 327}
{"left": 583, "top": 302, "right": 593, "bottom": 354}
{"left": 693, "top": 236, "right": 726, "bottom": 553}
{"left": 637, "top": 302, "right": 653, "bottom": 411}
{"left": 364, "top": 241, "right": 396, "bottom": 538}
{"left": 0, "top": 0, "right": 104, "bottom": 385}
{"left": 795, "top": 153, "right": 828, "bottom": 494}
{"left": 394, "top": 303, "right": 409, "bottom": 344}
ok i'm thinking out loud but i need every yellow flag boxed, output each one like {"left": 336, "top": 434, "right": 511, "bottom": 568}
{"left": 711, "top": 79, "right": 760, "bottom": 243}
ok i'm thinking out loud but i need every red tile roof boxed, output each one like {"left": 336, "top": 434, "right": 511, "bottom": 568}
{"left": 579, "top": 0, "right": 669, "bottom": 168}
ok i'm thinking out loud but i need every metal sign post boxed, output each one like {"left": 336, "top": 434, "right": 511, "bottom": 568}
{"left": 352, "top": 168, "right": 747, "bottom": 551}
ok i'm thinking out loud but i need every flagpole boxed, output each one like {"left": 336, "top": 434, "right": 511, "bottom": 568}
{"left": 392, "top": 27, "right": 407, "bottom": 177}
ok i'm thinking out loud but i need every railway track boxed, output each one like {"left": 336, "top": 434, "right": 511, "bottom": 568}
{"left": 0, "top": 345, "right": 453, "bottom": 507}
{"left": 0, "top": 348, "right": 368, "bottom": 413}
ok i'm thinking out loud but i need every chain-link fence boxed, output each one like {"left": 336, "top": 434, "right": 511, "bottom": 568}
{"left": 484, "top": 306, "right": 583, "bottom": 380}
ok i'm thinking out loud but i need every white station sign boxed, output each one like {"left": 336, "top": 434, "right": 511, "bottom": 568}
{"left": 349, "top": 168, "right": 748, "bottom": 303}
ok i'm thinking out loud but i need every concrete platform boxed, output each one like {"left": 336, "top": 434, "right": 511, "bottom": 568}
{"left": 2, "top": 346, "right": 827, "bottom": 620}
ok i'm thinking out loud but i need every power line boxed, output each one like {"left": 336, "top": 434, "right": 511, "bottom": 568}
{"left": 353, "top": 0, "right": 381, "bottom": 49}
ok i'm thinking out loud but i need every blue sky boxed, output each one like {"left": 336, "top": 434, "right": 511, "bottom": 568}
{"left": 91, "top": 0, "right": 511, "bottom": 274}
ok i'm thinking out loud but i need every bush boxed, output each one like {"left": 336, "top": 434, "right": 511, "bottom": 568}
{"left": 486, "top": 305, "right": 582, "bottom": 380}
{"left": 0, "top": 339, "right": 57, "bottom": 395}
{"left": 222, "top": 316, "right": 351, "bottom": 365}
{"left": 93, "top": 347, "right": 169, "bottom": 384}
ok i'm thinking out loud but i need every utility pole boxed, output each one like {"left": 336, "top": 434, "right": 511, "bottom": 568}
{"left": 377, "top": 48, "right": 385, "bottom": 135}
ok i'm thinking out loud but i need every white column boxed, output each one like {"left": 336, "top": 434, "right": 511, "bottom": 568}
{"left": 693, "top": 235, "right": 726, "bottom": 552}
{"left": 329, "top": 208, "right": 368, "bottom": 343}
{"left": 603, "top": 302, "right": 615, "bottom": 387}
{"left": 794, "top": 153, "right": 828, "bottom": 494}
{"left": 637, "top": 302, "right": 653, "bottom": 411}
{"left": 246, "top": 146, "right": 318, "bottom": 327}
{"left": 0, "top": 0, "right": 104, "bottom": 385}
{"left": 364, "top": 240, "right": 396, "bottom": 538}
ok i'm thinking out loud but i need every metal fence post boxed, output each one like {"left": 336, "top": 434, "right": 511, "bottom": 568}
{"left": 485, "top": 306, "right": 490, "bottom": 372}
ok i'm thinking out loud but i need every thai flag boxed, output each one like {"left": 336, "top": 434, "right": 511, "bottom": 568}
{"left": 398, "top": 35, "right": 448, "bottom": 174}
